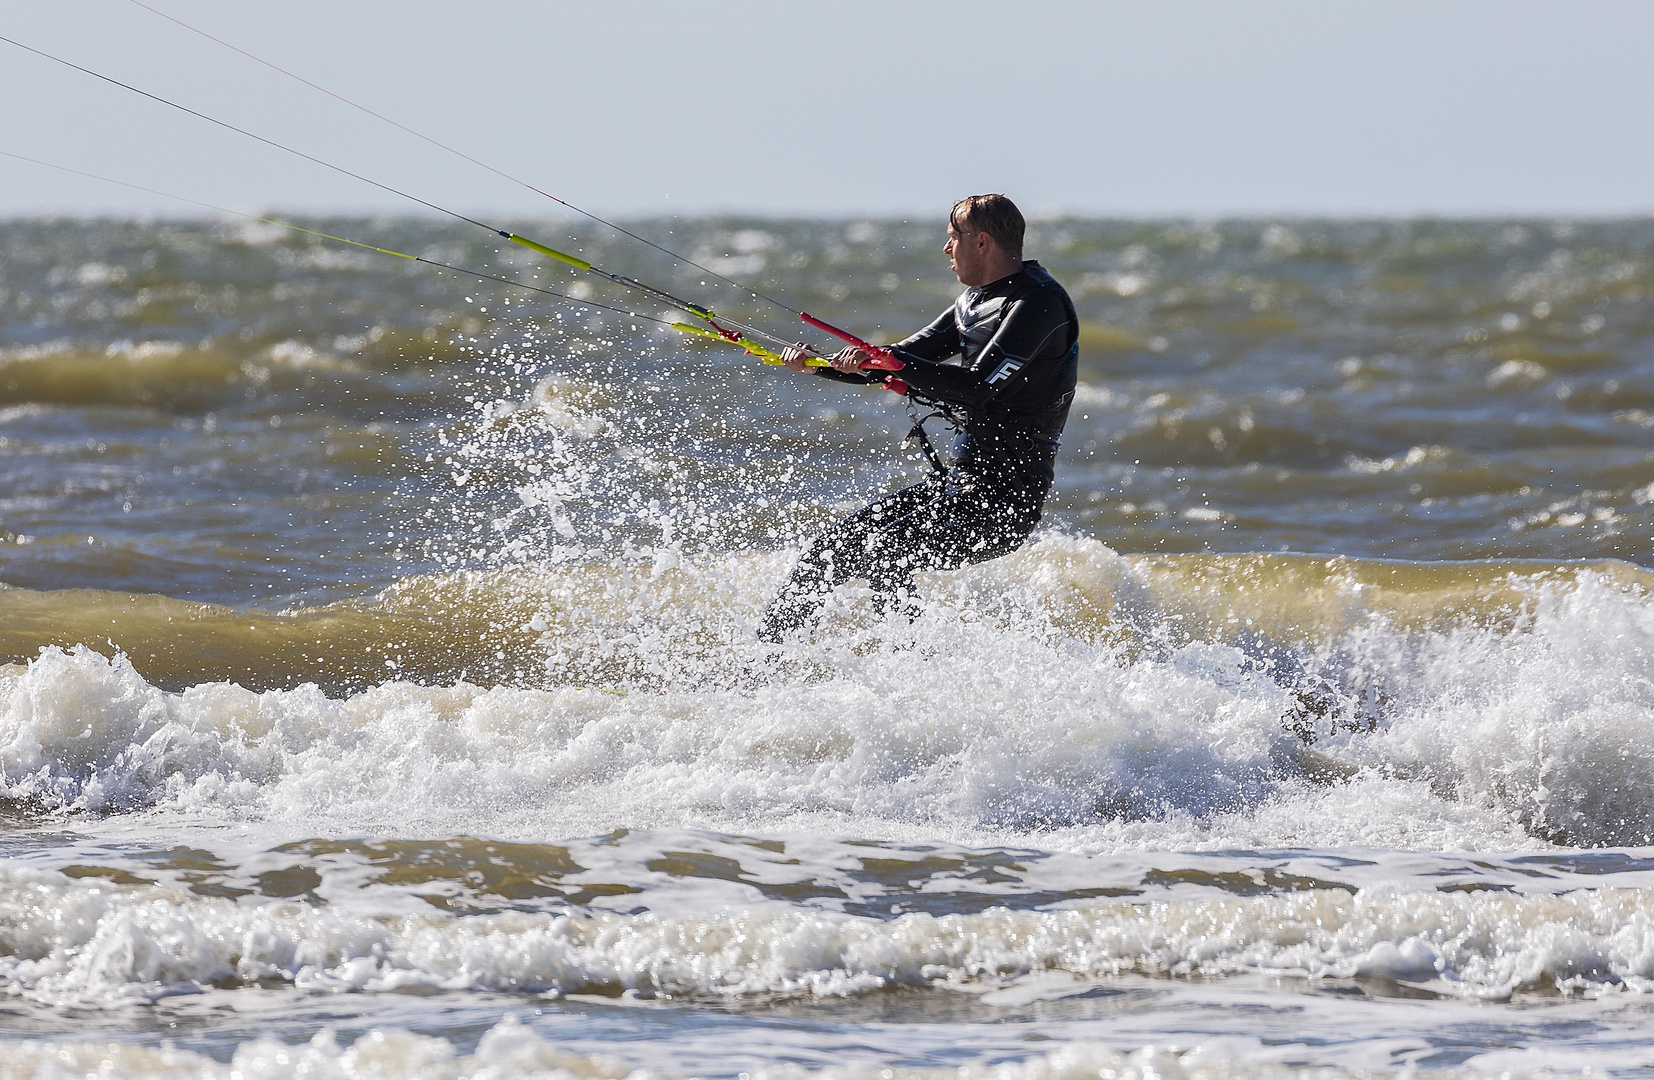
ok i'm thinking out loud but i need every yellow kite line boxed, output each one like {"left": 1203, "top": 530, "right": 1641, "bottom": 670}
{"left": 126, "top": 0, "right": 807, "bottom": 322}
{"left": 0, "top": 149, "right": 824, "bottom": 366}
{"left": 0, "top": 32, "right": 825, "bottom": 364}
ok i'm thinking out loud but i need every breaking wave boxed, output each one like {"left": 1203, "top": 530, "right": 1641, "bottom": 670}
{"left": 1, "top": 541, "right": 1651, "bottom": 849}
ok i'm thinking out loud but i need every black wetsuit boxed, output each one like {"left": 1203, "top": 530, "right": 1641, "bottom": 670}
{"left": 759, "top": 261, "right": 1079, "bottom": 642}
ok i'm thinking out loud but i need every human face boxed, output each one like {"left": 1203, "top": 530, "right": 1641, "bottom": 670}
{"left": 945, "top": 220, "right": 990, "bottom": 286}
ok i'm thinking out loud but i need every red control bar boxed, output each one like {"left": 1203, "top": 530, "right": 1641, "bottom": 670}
{"left": 799, "top": 312, "right": 905, "bottom": 370}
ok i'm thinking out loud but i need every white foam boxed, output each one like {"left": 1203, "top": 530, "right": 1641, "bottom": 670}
{"left": 4, "top": 867, "right": 1654, "bottom": 1008}
{"left": 1306, "top": 569, "right": 1654, "bottom": 847}
{"left": 0, "top": 1023, "right": 1517, "bottom": 1080}
{"left": 2, "top": 540, "right": 1652, "bottom": 851}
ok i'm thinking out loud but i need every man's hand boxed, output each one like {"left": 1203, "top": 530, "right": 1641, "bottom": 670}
{"left": 780, "top": 344, "right": 813, "bottom": 372}
{"left": 777, "top": 344, "right": 823, "bottom": 372}
{"left": 781, "top": 345, "right": 874, "bottom": 373}
{"left": 830, "top": 347, "right": 872, "bottom": 373}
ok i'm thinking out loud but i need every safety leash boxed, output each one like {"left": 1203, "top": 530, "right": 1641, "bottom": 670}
{"left": 903, "top": 393, "right": 961, "bottom": 476}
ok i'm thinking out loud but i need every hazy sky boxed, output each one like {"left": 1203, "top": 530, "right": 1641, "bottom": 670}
{"left": 2, "top": 0, "right": 1650, "bottom": 219}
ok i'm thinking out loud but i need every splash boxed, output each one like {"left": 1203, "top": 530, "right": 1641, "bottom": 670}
{"left": 1, "top": 546, "right": 1650, "bottom": 848}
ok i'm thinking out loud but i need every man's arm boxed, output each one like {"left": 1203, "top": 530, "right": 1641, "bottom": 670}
{"left": 889, "top": 306, "right": 963, "bottom": 364}
{"left": 895, "top": 290, "right": 1074, "bottom": 410}
{"left": 781, "top": 305, "right": 960, "bottom": 383}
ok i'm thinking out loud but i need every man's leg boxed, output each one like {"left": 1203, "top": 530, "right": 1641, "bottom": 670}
{"left": 758, "top": 478, "right": 951, "bottom": 643}
{"left": 759, "top": 474, "right": 1043, "bottom": 642}
{"left": 860, "top": 473, "right": 1044, "bottom": 594}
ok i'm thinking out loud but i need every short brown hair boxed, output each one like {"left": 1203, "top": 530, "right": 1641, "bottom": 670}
{"left": 950, "top": 194, "right": 1025, "bottom": 256}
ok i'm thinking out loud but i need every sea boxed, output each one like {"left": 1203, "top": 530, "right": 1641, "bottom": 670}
{"left": 1, "top": 214, "right": 1653, "bottom": 1078}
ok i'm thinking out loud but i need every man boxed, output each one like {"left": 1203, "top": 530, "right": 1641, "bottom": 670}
{"left": 758, "top": 193, "right": 1079, "bottom": 643}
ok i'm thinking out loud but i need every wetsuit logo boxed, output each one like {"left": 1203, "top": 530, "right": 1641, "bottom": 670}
{"left": 986, "top": 357, "right": 1026, "bottom": 385}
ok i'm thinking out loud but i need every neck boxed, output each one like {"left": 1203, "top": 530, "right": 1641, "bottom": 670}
{"left": 975, "top": 253, "right": 1023, "bottom": 286}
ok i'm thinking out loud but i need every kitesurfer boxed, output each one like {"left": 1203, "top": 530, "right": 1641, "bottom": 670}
{"left": 759, "top": 194, "right": 1080, "bottom": 642}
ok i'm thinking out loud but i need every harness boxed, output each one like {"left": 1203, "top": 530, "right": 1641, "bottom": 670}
{"left": 903, "top": 390, "right": 964, "bottom": 476}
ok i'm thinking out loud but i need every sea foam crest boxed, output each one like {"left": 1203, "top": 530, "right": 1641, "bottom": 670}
{"left": 3, "top": 868, "right": 1654, "bottom": 1007}
{"left": 0, "top": 621, "right": 1305, "bottom": 839}
{"left": 1304, "top": 567, "right": 1654, "bottom": 846}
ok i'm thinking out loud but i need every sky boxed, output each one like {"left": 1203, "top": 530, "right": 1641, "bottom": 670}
{"left": 1, "top": 0, "right": 1651, "bottom": 220}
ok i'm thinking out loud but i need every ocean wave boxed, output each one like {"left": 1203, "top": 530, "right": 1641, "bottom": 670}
{"left": 1, "top": 540, "right": 1651, "bottom": 847}
{"left": 5, "top": 538, "right": 1647, "bottom": 692}
{"left": 0, "top": 340, "right": 255, "bottom": 412}
{"left": 2, "top": 867, "right": 1653, "bottom": 1008}
{"left": 0, "top": 328, "right": 488, "bottom": 414}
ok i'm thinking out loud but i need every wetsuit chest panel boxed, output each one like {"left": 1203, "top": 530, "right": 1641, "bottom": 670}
{"left": 954, "top": 293, "right": 1008, "bottom": 365}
